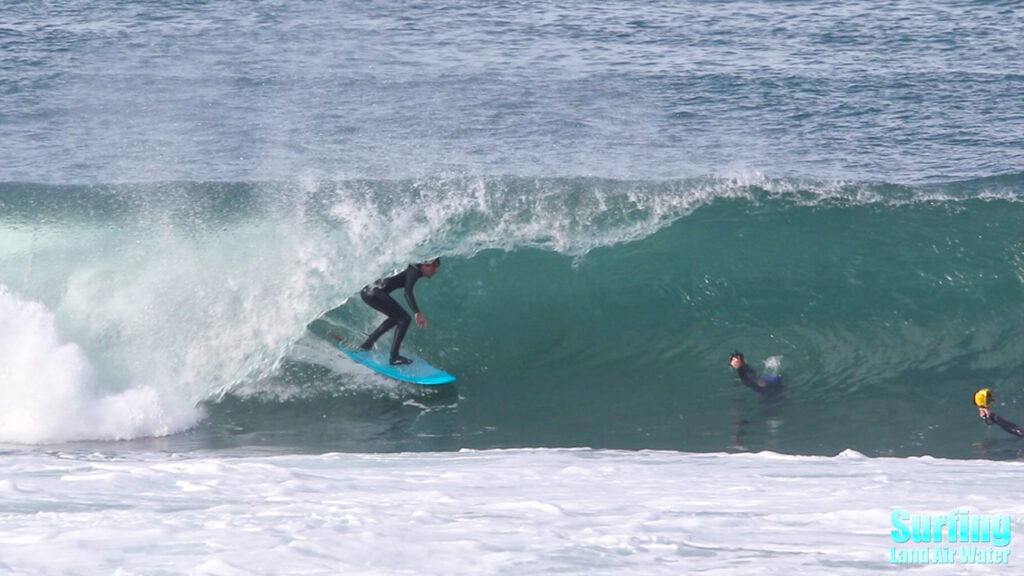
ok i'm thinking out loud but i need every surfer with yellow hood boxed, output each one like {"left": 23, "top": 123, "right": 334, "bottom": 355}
{"left": 974, "top": 388, "right": 1024, "bottom": 438}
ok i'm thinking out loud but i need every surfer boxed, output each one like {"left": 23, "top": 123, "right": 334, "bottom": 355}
{"left": 729, "top": 351, "right": 783, "bottom": 396}
{"left": 974, "top": 388, "right": 1024, "bottom": 438}
{"left": 358, "top": 258, "right": 441, "bottom": 365}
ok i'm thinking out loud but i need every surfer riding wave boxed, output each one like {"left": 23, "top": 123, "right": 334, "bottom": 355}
{"left": 358, "top": 258, "right": 441, "bottom": 365}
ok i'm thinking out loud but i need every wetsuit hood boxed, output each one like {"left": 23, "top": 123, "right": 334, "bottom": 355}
{"left": 975, "top": 388, "right": 991, "bottom": 408}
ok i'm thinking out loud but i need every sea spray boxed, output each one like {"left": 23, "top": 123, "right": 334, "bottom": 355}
{"left": 0, "top": 287, "right": 194, "bottom": 443}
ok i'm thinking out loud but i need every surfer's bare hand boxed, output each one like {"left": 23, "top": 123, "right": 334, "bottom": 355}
{"left": 415, "top": 312, "right": 427, "bottom": 328}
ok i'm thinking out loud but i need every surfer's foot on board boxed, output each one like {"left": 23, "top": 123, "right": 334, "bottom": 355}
{"left": 358, "top": 341, "right": 373, "bottom": 351}
{"left": 390, "top": 356, "right": 412, "bottom": 366}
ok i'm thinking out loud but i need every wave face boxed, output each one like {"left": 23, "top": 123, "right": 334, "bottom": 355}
{"left": 3, "top": 176, "right": 1023, "bottom": 458}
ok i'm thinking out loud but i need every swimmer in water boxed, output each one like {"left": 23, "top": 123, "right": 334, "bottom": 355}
{"left": 729, "top": 351, "right": 783, "bottom": 396}
{"left": 974, "top": 388, "right": 1024, "bottom": 438}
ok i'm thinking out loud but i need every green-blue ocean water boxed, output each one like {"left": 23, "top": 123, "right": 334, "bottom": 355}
{"left": 3, "top": 177, "right": 1023, "bottom": 458}
{"left": 3, "top": 0, "right": 1024, "bottom": 458}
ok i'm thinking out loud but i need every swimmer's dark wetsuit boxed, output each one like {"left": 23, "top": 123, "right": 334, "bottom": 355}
{"left": 358, "top": 264, "right": 426, "bottom": 364}
{"left": 736, "top": 363, "right": 783, "bottom": 396}
{"left": 982, "top": 412, "right": 1024, "bottom": 438}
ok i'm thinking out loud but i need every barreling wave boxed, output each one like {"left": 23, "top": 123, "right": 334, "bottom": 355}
{"left": 2, "top": 174, "right": 1024, "bottom": 457}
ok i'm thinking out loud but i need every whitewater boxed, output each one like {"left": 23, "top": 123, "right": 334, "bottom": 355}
{"left": 1, "top": 448, "right": 1021, "bottom": 575}
{"left": 4, "top": 0, "right": 1024, "bottom": 573}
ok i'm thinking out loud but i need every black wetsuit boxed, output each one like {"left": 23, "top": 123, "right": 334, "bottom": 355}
{"left": 983, "top": 412, "right": 1024, "bottom": 438}
{"left": 359, "top": 264, "right": 426, "bottom": 363}
{"left": 736, "top": 363, "right": 783, "bottom": 396}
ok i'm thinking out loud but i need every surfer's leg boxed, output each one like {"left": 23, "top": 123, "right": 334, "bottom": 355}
{"left": 360, "top": 317, "right": 396, "bottom": 349}
{"left": 389, "top": 310, "right": 412, "bottom": 364}
{"left": 360, "top": 289, "right": 402, "bottom": 349}
{"left": 359, "top": 289, "right": 413, "bottom": 363}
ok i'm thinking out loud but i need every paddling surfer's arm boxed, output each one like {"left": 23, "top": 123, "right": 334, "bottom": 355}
{"left": 979, "top": 406, "right": 1024, "bottom": 437}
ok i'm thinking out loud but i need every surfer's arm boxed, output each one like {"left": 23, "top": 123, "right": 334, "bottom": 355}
{"left": 736, "top": 364, "right": 762, "bottom": 391}
{"left": 403, "top": 265, "right": 423, "bottom": 316}
{"left": 734, "top": 364, "right": 782, "bottom": 396}
{"left": 982, "top": 409, "right": 1024, "bottom": 438}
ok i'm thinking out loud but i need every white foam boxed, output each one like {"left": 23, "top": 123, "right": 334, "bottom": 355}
{"left": 0, "top": 448, "right": 1020, "bottom": 575}
{"left": 0, "top": 287, "right": 199, "bottom": 443}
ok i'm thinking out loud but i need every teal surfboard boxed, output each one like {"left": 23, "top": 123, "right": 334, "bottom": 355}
{"left": 335, "top": 339, "right": 456, "bottom": 386}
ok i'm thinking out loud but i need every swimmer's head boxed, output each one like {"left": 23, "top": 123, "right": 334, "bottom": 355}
{"left": 974, "top": 388, "right": 992, "bottom": 408}
{"left": 729, "top": 351, "right": 744, "bottom": 369}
